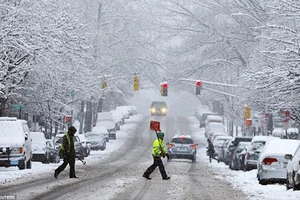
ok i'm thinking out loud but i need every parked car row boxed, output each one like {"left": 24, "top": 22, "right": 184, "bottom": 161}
{"left": 195, "top": 105, "right": 300, "bottom": 191}
{"left": 206, "top": 125, "right": 300, "bottom": 191}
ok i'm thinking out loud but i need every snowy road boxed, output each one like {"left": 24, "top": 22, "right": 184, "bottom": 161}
{"left": 0, "top": 115, "right": 246, "bottom": 200}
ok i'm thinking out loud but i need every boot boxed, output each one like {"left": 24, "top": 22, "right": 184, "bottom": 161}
{"left": 54, "top": 171, "right": 58, "bottom": 179}
{"left": 143, "top": 174, "right": 151, "bottom": 180}
{"left": 162, "top": 176, "right": 170, "bottom": 180}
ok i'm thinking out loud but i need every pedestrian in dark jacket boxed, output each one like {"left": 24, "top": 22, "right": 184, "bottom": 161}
{"left": 54, "top": 126, "right": 78, "bottom": 178}
{"left": 206, "top": 138, "right": 217, "bottom": 163}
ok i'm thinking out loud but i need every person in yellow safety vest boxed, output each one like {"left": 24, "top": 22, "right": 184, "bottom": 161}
{"left": 143, "top": 131, "right": 170, "bottom": 180}
{"left": 54, "top": 126, "right": 78, "bottom": 179}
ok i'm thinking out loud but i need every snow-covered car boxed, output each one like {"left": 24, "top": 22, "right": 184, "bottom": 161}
{"left": 285, "top": 143, "right": 300, "bottom": 190}
{"left": 227, "top": 136, "right": 253, "bottom": 168}
{"left": 230, "top": 141, "right": 251, "bottom": 170}
{"left": 126, "top": 105, "right": 138, "bottom": 115}
{"left": 0, "top": 117, "right": 32, "bottom": 170}
{"left": 244, "top": 136, "right": 279, "bottom": 171}
{"left": 206, "top": 122, "right": 226, "bottom": 139}
{"left": 77, "top": 134, "right": 91, "bottom": 157}
{"left": 217, "top": 139, "right": 233, "bottom": 164}
{"left": 110, "top": 110, "right": 125, "bottom": 130}
{"left": 95, "top": 114, "right": 116, "bottom": 140}
{"left": 92, "top": 125, "right": 109, "bottom": 142}
{"left": 167, "top": 135, "right": 197, "bottom": 163}
{"left": 150, "top": 101, "right": 167, "bottom": 116}
{"left": 116, "top": 106, "right": 130, "bottom": 119}
{"left": 198, "top": 111, "right": 216, "bottom": 128}
{"left": 205, "top": 115, "right": 223, "bottom": 130}
{"left": 84, "top": 131, "right": 106, "bottom": 151}
{"left": 45, "top": 139, "right": 60, "bottom": 163}
{"left": 257, "top": 139, "right": 300, "bottom": 185}
{"left": 31, "top": 132, "right": 52, "bottom": 164}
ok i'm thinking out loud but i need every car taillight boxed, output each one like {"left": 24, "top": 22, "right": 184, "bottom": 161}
{"left": 262, "top": 157, "right": 278, "bottom": 165}
{"left": 190, "top": 144, "right": 197, "bottom": 149}
{"left": 168, "top": 143, "right": 174, "bottom": 148}
{"left": 19, "top": 147, "right": 23, "bottom": 153}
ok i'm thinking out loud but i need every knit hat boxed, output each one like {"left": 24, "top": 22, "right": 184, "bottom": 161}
{"left": 157, "top": 131, "right": 164, "bottom": 139}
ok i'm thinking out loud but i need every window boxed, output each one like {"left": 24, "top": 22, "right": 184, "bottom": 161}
{"left": 172, "top": 138, "right": 193, "bottom": 144}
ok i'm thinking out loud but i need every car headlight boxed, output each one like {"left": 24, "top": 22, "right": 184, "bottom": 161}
{"left": 151, "top": 108, "right": 156, "bottom": 112}
{"left": 161, "top": 107, "right": 167, "bottom": 113}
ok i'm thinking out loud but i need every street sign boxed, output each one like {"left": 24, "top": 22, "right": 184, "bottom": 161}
{"left": 13, "top": 104, "right": 24, "bottom": 110}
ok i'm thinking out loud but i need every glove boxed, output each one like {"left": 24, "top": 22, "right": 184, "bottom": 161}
{"left": 166, "top": 153, "right": 170, "bottom": 160}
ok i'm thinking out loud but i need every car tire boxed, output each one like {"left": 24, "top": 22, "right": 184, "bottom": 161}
{"left": 259, "top": 179, "right": 267, "bottom": 185}
{"left": 18, "top": 159, "right": 26, "bottom": 170}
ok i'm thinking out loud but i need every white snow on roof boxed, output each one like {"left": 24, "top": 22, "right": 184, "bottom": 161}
{"left": 259, "top": 139, "right": 300, "bottom": 160}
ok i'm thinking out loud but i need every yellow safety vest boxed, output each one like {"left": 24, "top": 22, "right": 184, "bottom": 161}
{"left": 60, "top": 132, "right": 71, "bottom": 152}
{"left": 152, "top": 138, "right": 167, "bottom": 157}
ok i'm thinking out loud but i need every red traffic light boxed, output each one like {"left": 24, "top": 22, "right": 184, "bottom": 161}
{"left": 196, "top": 80, "right": 201, "bottom": 87}
{"left": 162, "top": 82, "right": 168, "bottom": 88}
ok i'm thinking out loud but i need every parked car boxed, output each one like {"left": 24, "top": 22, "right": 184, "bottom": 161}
{"left": 257, "top": 139, "right": 300, "bottom": 185}
{"left": 77, "top": 134, "right": 91, "bottom": 157}
{"left": 150, "top": 101, "right": 167, "bottom": 116}
{"left": 0, "top": 117, "right": 32, "bottom": 170}
{"left": 285, "top": 143, "right": 300, "bottom": 190}
{"left": 84, "top": 131, "right": 106, "bottom": 151}
{"left": 116, "top": 106, "right": 130, "bottom": 119}
{"left": 197, "top": 111, "right": 216, "bottom": 128}
{"left": 212, "top": 134, "right": 232, "bottom": 144}
{"left": 227, "top": 136, "right": 252, "bottom": 169}
{"left": 230, "top": 141, "right": 251, "bottom": 170}
{"left": 45, "top": 139, "right": 60, "bottom": 163}
{"left": 54, "top": 133, "right": 85, "bottom": 160}
{"left": 205, "top": 115, "right": 223, "bottom": 130}
{"left": 126, "top": 105, "right": 138, "bottom": 115}
{"left": 243, "top": 136, "right": 278, "bottom": 171}
{"left": 31, "top": 132, "right": 52, "bottom": 164}
{"left": 243, "top": 142, "right": 264, "bottom": 171}
{"left": 206, "top": 122, "right": 226, "bottom": 139}
{"left": 110, "top": 110, "right": 125, "bottom": 128}
{"left": 218, "top": 139, "right": 233, "bottom": 164}
{"left": 167, "top": 135, "right": 197, "bottom": 163}
{"left": 96, "top": 112, "right": 117, "bottom": 140}
{"left": 93, "top": 124, "right": 110, "bottom": 142}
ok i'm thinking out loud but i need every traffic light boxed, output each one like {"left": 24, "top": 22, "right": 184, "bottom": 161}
{"left": 102, "top": 81, "right": 107, "bottom": 89}
{"left": 134, "top": 75, "right": 139, "bottom": 91}
{"left": 161, "top": 82, "right": 168, "bottom": 96}
{"left": 244, "top": 105, "right": 251, "bottom": 119}
{"left": 196, "top": 80, "right": 202, "bottom": 95}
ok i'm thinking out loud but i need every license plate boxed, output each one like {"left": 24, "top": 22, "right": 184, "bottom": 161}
{"left": 283, "top": 162, "right": 288, "bottom": 168}
{"left": 10, "top": 160, "right": 18, "bottom": 165}
{"left": 179, "top": 147, "right": 186, "bottom": 151}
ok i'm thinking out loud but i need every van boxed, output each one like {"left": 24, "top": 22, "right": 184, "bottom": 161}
{"left": 96, "top": 112, "right": 117, "bottom": 140}
{"left": 0, "top": 117, "right": 32, "bottom": 170}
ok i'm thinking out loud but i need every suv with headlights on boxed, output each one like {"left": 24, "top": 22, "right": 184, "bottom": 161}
{"left": 150, "top": 101, "right": 167, "bottom": 116}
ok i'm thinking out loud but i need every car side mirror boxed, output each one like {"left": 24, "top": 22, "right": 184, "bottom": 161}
{"left": 284, "top": 154, "right": 293, "bottom": 160}
{"left": 25, "top": 134, "right": 28, "bottom": 141}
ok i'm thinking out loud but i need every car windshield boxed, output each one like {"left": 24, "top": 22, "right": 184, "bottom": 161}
{"left": 172, "top": 138, "right": 193, "bottom": 144}
{"left": 151, "top": 102, "right": 166, "bottom": 107}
